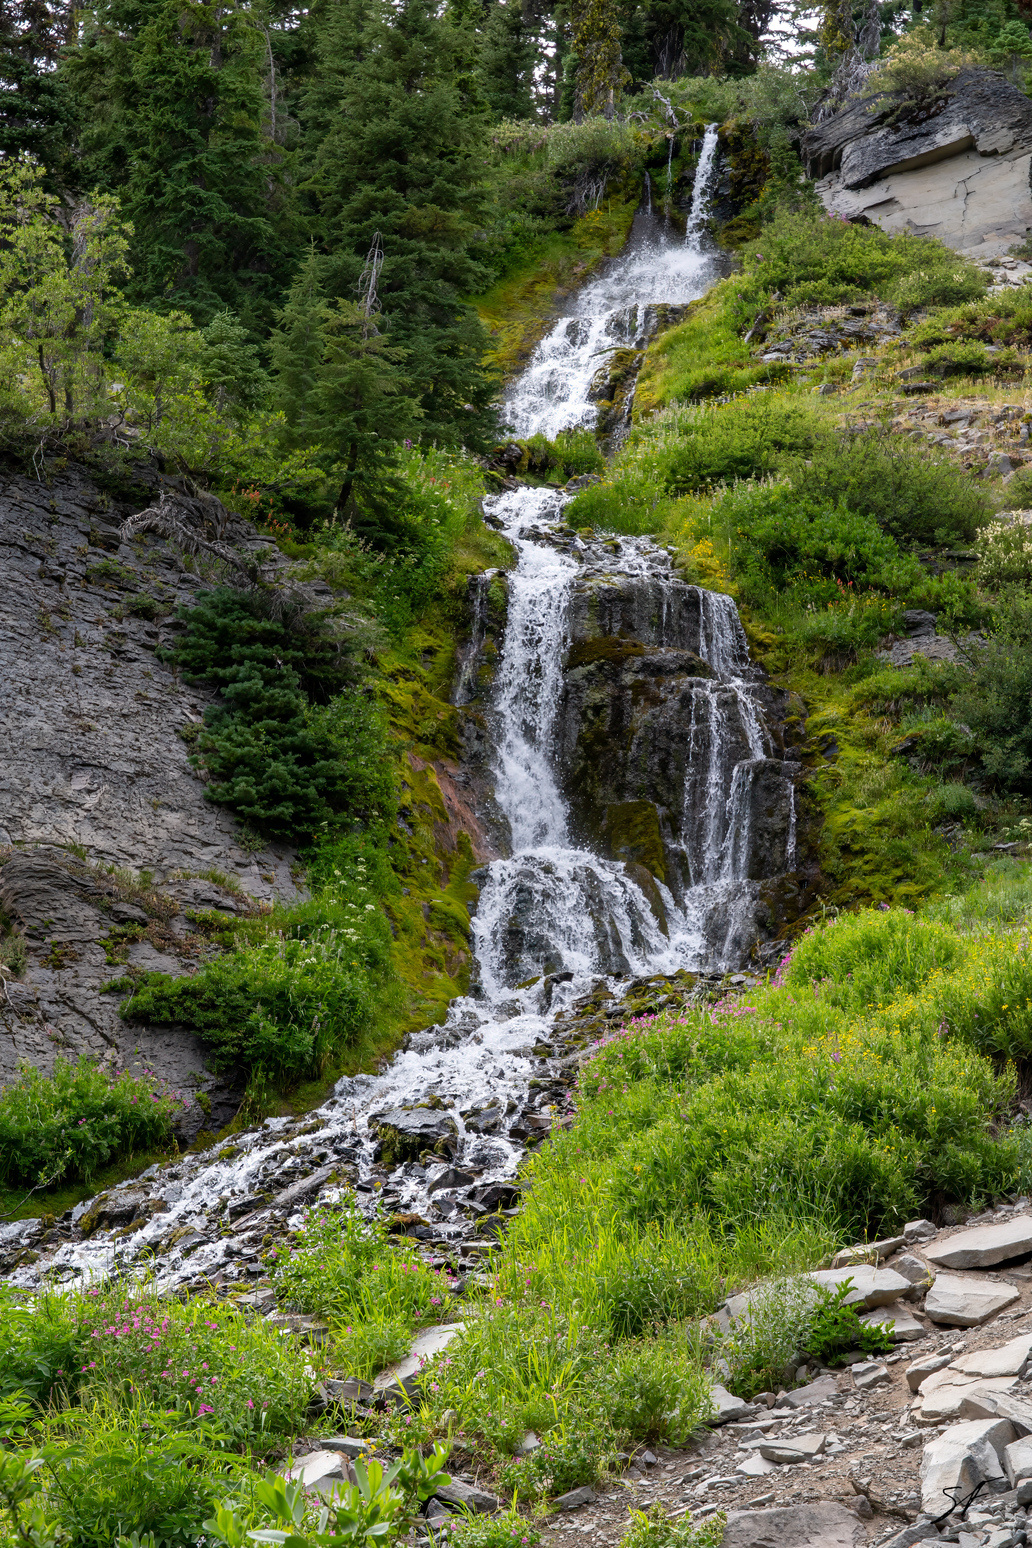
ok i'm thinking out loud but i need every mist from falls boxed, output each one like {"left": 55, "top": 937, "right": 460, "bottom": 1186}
{"left": 0, "top": 133, "right": 798, "bottom": 1294}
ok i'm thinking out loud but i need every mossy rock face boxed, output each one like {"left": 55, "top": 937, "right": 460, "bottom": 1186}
{"left": 374, "top": 1108, "right": 459, "bottom": 1167}
{"left": 604, "top": 802, "right": 667, "bottom": 884}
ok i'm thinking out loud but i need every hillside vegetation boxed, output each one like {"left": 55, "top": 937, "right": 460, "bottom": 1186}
{"left": 10, "top": 0, "right": 1032, "bottom": 1537}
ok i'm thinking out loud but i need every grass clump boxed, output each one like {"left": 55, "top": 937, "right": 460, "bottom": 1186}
{"left": 265, "top": 1203, "right": 457, "bottom": 1379}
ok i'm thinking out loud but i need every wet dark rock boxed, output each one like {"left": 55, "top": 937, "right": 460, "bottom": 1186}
{"left": 372, "top": 1109, "right": 460, "bottom": 1165}
{"left": 272, "top": 1163, "right": 339, "bottom": 1212}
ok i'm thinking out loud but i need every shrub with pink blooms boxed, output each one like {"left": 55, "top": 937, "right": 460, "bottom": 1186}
{"left": 68, "top": 1286, "right": 313, "bottom": 1454}
{"left": 0, "top": 1056, "right": 183, "bottom": 1189}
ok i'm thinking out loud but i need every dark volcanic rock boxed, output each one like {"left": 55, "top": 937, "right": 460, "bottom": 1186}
{"left": 372, "top": 1108, "right": 460, "bottom": 1164}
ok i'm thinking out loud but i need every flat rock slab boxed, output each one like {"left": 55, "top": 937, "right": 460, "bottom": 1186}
{"left": 284, "top": 1451, "right": 347, "bottom": 1487}
{"left": 808, "top": 1264, "right": 912, "bottom": 1308}
{"left": 721, "top": 1502, "right": 865, "bottom": 1547}
{"left": 373, "top": 1322, "right": 465, "bottom": 1390}
{"left": 925, "top": 1273, "right": 1021, "bottom": 1326}
{"left": 953, "top": 1332, "right": 1032, "bottom": 1378}
{"left": 860, "top": 1301, "right": 927, "bottom": 1341}
{"left": 916, "top": 1372, "right": 1018, "bottom": 1423}
{"left": 926, "top": 1217, "right": 1032, "bottom": 1270}
{"left": 920, "top": 1418, "right": 1015, "bottom": 1516}
{"left": 779, "top": 1374, "right": 840, "bottom": 1408}
{"left": 710, "top": 1384, "right": 756, "bottom": 1424}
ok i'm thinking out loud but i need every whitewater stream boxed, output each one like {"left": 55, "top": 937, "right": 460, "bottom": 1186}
{"left": 0, "top": 128, "right": 798, "bottom": 1292}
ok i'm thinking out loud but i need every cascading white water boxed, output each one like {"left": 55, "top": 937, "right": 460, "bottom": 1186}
{"left": 0, "top": 145, "right": 797, "bottom": 1294}
{"left": 684, "top": 125, "right": 720, "bottom": 248}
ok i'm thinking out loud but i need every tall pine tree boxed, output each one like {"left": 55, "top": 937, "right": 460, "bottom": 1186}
{"left": 270, "top": 244, "right": 423, "bottom": 540}
{"left": 301, "top": 0, "right": 498, "bottom": 450}
{"left": 61, "top": 0, "right": 295, "bottom": 330}
{"left": 479, "top": 0, "right": 538, "bottom": 120}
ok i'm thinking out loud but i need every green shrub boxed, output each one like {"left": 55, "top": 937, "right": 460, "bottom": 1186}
{"left": 741, "top": 210, "right": 987, "bottom": 310}
{"left": 977, "top": 518, "right": 1032, "bottom": 589}
{"left": 0, "top": 1294, "right": 82, "bottom": 1406}
{"left": 780, "top": 907, "right": 966, "bottom": 1014}
{"left": 646, "top": 398, "right": 819, "bottom": 495}
{"left": 0, "top": 1058, "right": 181, "bottom": 1189}
{"left": 804, "top": 1281, "right": 895, "bottom": 1364}
{"left": 40, "top": 1405, "right": 231, "bottom": 1548}
{"left": 71, "top": 1286, "right": 313, "bottom": 1451}
{"left": 172, "top": 588, "right": 393, "bottom": 838}
{"left": 951, "top": 590, "right": 1032, "bottom": 789}
{"left": 713, "top": 481, "right": 921, "bottom": 604}
{"left": 618, "top": 1504, "right": 725, "bottom": 1548}
{"left": 498, "top": 1431, "right": 606, "bottom": 1501}
{"left": 787, "top": 428, "right": 992, "bottom": 547}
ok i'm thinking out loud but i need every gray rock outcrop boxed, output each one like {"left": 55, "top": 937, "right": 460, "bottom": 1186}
{"left": 802, "top": 68, "right": 1032, "bottom": 260}
{"left": 0, "top": 458, "right": 303, "bottom": 1103}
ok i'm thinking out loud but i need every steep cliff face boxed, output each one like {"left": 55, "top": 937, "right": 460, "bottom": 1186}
{"left": 802, "top": 68, "right": 1032, "bottom": 260}
{"left": 0, "top": 461, "right": 301, "bottom": 1122}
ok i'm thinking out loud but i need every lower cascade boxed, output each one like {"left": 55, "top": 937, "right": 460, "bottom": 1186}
{"left": 0, "top": 154, "right": 803, "bottom": 1293}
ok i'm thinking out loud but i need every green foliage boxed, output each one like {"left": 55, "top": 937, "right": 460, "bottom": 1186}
{"left": 204, "top": 1443, "right": 452, "bottom": 1548}
{"left": 302, "top": 0, "right": 497, "bottom": 450}
{"left": 952, "top": 590, "right": 1032, "bottom": 791}
{"left": 67, "top": 1286, "right": 314, "bottom": 1451}
{"left": 499, "top": 1432, "right": 607, "bottom": 1500}
{"left": 171, "top": 587, "right": 393, "bottom": 836}
{"left": 740, "top": 209, "right": 987, "bottom": 311}
{"left": 446, "top": 1505, "right": 542, "bottom": 1548}
{"left": 122, "top": 872, "right": 392, "bottom": 1080}
{"left": 63, "top": 0, "right": 292, "bottom": 330}
{"left": 0, "top": 1058, "right": 181, "bottom": 1190}
{"left": 804, "top": 1281, "right": 895, "bottom": 1364}
{"left": 634, "top": 397, "right": 819, "bottom": 496}
{"left": 618, "top": 1504, "right": 725, "bottom": 1548}
{"left": 713, "top": 481, "right": 921, "bottom": 605}
{"left": 788, "top": 429, "right": 993, "bottom": 548}
{"left": 977, "top": 518, "right": 1032, "bottom": 589}
{"left": 265, "top": 1204, "right": 456, "bottom": 1379}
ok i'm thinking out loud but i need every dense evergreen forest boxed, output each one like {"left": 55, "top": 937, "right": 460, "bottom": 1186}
{"left": 13, "top": 0, "right": 1032, "bottom": 1542}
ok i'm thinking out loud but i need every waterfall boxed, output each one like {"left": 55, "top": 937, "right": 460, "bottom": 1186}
{"left": 685, "top": 124, "right": 719, "bottom": 249}
{"left": 0, "top": 177, "right": 799, "bottom": 1297}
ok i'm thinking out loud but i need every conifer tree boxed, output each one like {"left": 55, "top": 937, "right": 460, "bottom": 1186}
{"left": 301, "top": 0, "right": 497, "bottom": 450}
{"left": 270, "top": 246, "right": 422, "bottom": 535}
{"left": 479, "top": 0, "right": 538, "bottom": 120}
{"left": 62, "top": 0, "right": 294, "bottom": 329}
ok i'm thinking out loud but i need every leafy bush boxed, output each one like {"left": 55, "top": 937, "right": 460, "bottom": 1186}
{"left": 780, "top": 907, "right": 966, "bottom": 1014}
{"left": 71, "top": 1286, "right": 313, "bottom": 1452}
{"left": 713, "top": 481, "right": 920, "bottom": 603}
{"left": 499, "top": 1431, "right": 606, "bottom": 1501}
{"left": 39, "top": 1404, "right": 232, "bottom": 1548}
{"left": 0, "top": 1295, "right": 82, "bottom": 1406}
{"left": 646, "top": 398, "right": 819, "bottom": 495}
{"left": 205, "top": 1443, "right": 452, "bottom": 1548}
{"left": 741, "top": 209, "right": 987, "bottom": 310}
{"left": 618, "top": 1504, "right": 725, "bottom": 1548}
{"left": 951, "top": 590, "right": 1032, "bottom": 789}
{"left": 977, "top": 518, "right": 1032, "bottom": 589}
{"left": 805, "top": 1281, "right": 895, "bottom": 1364}
{"left": 445, "top": 1505, "right": 542, "bottom": 1548}
{"left": 788, "top": 429, "right": 992, "bottom": 547}
{"left": 0, "top": 1058, "right": 182, "bottom": 1189}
